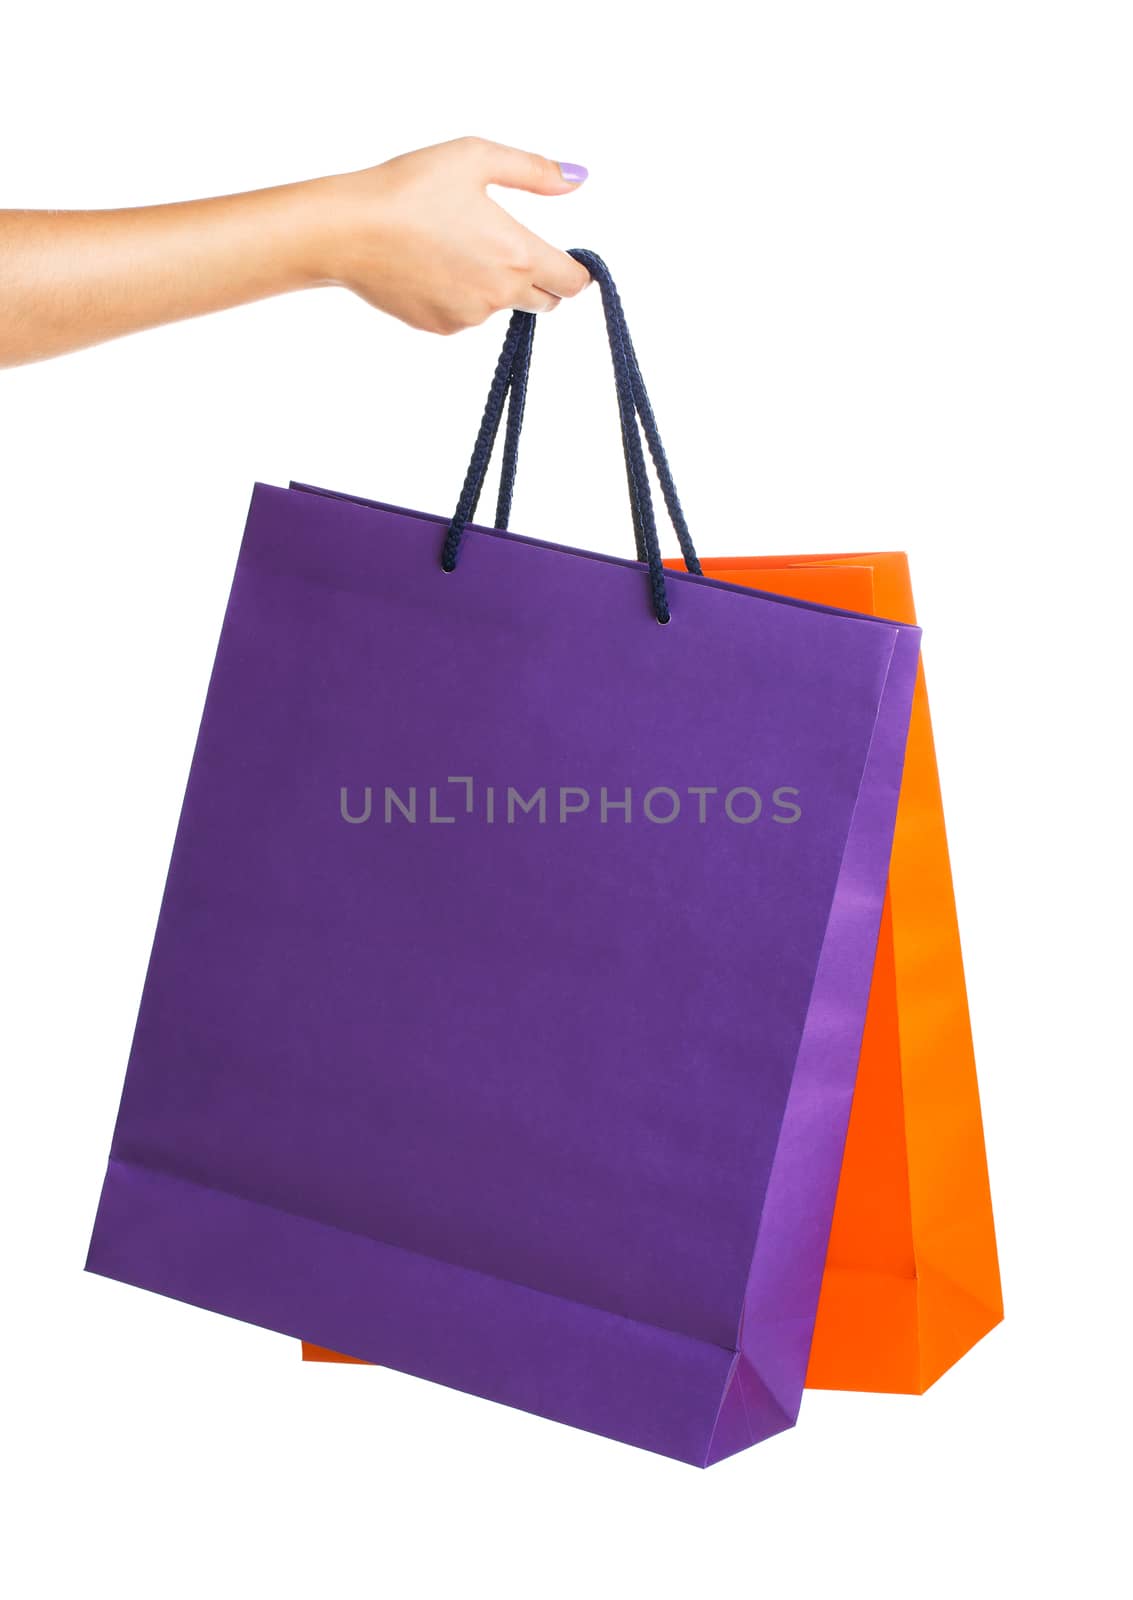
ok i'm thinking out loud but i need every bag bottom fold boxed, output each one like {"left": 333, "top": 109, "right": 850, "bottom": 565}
{"left": 87, "top": 1157, "right": 794, "bottom": 1466}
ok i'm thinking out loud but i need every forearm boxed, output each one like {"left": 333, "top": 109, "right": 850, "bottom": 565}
{"left": 0, "top": 179, "right": 330, "bottom": 367}
{"left": 0, "top": 140, "right": 590, "bottom": 368}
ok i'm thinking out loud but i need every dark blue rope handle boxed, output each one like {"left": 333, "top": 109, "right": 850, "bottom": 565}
{"left": 439, "top": 251, "right": 698, "bottom": 623}
{"left": 608, "top": 295, "right": 702, "bottom": 577}
{"left": 493, "top": 307, "right": 535, "bottom": 531}
{"left": 505, "top": 249, "right": 697, "bottom": 582}
{"left": 574, "top": 253, "right": 668, "bottom": 617}
{"left": 440, "top": 311, "right": 531, "bottom": 574}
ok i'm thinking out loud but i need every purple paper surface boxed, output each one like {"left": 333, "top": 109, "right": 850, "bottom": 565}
{"left": 88, "top": 482, "right": 919, "bottom": 1465}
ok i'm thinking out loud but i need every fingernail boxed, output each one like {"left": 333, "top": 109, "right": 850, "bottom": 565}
{"left": 558, "top": 162, "right": 588, "bottom": 184}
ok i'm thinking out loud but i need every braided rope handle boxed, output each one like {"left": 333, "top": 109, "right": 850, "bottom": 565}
{"left": 494, "top": 309, "right": 535, "bottom": 531}
{"left": 439, "top": 312, "right": 530, "bottom": 573}
{"left": 440, "top": 251, "right": 698, "bottom": 623}
{"left": 573, "top": 251, "right": 670, "bottom": 621}
{"left": 501, "top": 251, "right": 700, "bottom": 581}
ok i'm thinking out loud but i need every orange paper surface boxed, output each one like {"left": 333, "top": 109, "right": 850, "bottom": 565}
{"left": 305, "top": 552, "right": 1002, "bottom": 1393}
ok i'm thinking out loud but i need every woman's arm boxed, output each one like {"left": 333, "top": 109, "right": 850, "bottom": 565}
{"left": 0, "top": 137, "right": 591, "bottom": 368}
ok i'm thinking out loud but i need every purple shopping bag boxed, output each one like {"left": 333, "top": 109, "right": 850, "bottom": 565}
{"left": 87, "top": 252, "right": 920, "bottom": 1466}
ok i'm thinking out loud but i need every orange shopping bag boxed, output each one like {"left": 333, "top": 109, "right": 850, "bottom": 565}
{"left": 304, "top": 551, "right": 1002, "bottom": 1394}
{"left": 690, "top": 553, "right": 1002, "bottom": 1392}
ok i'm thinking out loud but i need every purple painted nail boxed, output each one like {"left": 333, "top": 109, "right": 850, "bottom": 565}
{"left": 558, "top": 162, "right": 588, "bottom": 184}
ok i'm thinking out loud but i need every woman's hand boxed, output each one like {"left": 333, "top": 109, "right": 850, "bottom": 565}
{"left": 0, "top": 137, "right": 591, "bottom": 367}
{"left": 307, "top": 137, "right": 593, "bottom": 334}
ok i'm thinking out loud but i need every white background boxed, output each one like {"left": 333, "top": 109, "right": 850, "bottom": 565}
{"left": 2, "top": 3, "right": 1129, "bottom": 1595}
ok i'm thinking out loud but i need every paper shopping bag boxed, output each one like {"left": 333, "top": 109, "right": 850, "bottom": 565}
{"left": 86, "top": 253, "right": 919, "bottom": 1465}
{"left": 668, "top": 554, "right": 1002, "bottom": 1394}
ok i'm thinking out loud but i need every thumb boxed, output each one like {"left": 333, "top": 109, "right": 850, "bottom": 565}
{"left": 472, "top": 139, "right": 588, "bottom": 195}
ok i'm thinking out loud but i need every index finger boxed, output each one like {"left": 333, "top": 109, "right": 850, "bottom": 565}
{"left": 524, "top": 234, "right": 593, "bottom": 301}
